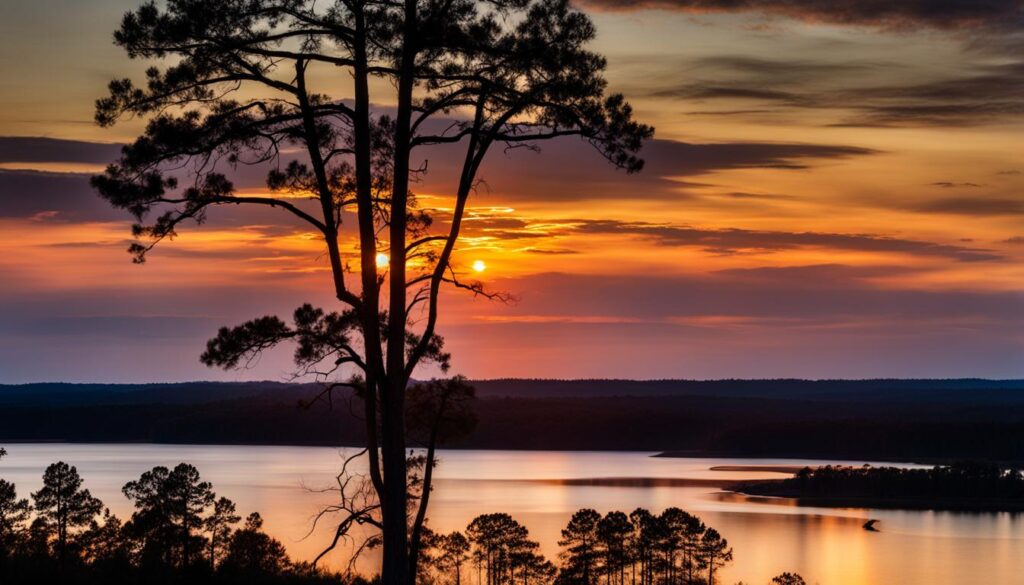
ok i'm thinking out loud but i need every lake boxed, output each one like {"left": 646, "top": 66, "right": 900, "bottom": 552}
{"left": 1, "top": 444, "right": 1021, "bottom": 585}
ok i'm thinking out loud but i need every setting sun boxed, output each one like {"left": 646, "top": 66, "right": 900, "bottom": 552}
{"left": 376, "top": 252, "right": 389, "bottom": 268}
{"left": 472, "top": 260, "right": 486, "bottom": 273}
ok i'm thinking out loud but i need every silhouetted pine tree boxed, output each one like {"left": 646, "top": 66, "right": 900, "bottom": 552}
{"left": 557, "top": 509, "right": 602, "bottom": 585}
{"left": 31, "top": 461, "right": 103, "bottom": 566}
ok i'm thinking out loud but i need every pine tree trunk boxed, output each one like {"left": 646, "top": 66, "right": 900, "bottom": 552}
{"left": 380, "top": 407, "right": 409, "bottom": 585}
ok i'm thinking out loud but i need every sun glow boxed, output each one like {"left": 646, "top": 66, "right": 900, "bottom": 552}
{"left": 472, "top": 260, "right": 487, "bottom": 273}
{"left": 376, "top": 253, "right": 389, "bottom": 268}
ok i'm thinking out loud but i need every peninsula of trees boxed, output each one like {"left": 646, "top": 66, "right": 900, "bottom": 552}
{"left": 735, "top": 462, "right": 1024, "bottom": 511}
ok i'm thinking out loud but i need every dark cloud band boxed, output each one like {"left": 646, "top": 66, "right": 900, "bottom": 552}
{"left": 581, "top": 0, "right": 1024, "bottom": 30}
{"left": 644, "top": 59, "right": 1024, "bottom": 128}
{"left": 0, "top": 137, "right": 121, "bottom": 164}
{"left": 570, "top": 219, "right": 1003, "bottom": 262}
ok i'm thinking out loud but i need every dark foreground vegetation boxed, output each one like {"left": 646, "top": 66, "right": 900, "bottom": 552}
{"left": 0, "top": 452, "right": 805, "bottom": 585}
{"left": 0, "top": 457, "right": 342, "bottom": 584}
{"left": 2, "top": 379, "right": 1024, "bottom": 463}
{"left": 421, "top": 508, "right": 737, "bottom": 585}
{"left": 737, "top": 462, "right": 1024, "bottom": 511}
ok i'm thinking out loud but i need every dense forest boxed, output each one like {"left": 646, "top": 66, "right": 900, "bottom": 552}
{"left": 0, "top": 452, "right": 805, "bottom": 585}
{"left": 738, "top": 462, "right": 1024, "bottom": 510}
{"left": 1, "top": 380, "right": 1023, "bottom": 463}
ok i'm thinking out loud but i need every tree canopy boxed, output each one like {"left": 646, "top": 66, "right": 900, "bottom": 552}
{"left": 30, "top": 462, "right": 103, "bottom": 564}
{"left": 0, "top": 460, "right": 342, "bottom": 584}
{"left": 93, "top": 2, "right": 651, "bottom": 583}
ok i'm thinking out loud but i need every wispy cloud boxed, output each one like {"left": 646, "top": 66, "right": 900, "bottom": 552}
{"left": 641, "top": 57, "right": 1024, "bottom": 127}
{"left": 423, "top": 136, "right": 876, "bottom": 201}
{"left": 569, "top": 220, "right": 1003, "bottom": 262}
{"left": 916, "top": 197, "right": 1024, "bottom": 216}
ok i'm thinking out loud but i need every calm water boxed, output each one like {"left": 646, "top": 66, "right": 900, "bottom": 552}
{"left": 2, "top": 444, "right": 1021, "bottom": 585}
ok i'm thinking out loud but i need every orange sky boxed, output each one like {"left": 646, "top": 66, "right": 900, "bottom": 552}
{"left": 0, "top": 1, "right": 1021, "bottom": 381}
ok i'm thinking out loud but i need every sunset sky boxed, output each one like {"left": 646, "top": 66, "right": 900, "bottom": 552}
{"left": 0, "top": 0, "right": 1021, "bottom": 382}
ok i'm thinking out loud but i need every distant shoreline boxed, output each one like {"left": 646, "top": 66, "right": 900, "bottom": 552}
{"left": 1, "top": 441, "right": 1020, "bottom": 468}
{"left": 656, "top": 450, "right": 1002, "bottom": 467}
{"left": 728, "top": 462, "right": 1024, "bottom": 512}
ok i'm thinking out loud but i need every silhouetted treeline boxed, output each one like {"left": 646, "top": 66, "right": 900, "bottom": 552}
{"left": 5, "top": 379, "right": 1024, "bottom": 404}
{"left": 4, "top": 383, "right": 1024, "bottom": 461}
{"left": 4, "top": 395, "right": 1021, "bottom": 460}
{"left": 0, "top": 459, "right": 348, "bottom": 584}
{"left": 421, "top": 507, "right": 735, "bottom": 585}
{"left": 740, "top": 462, "right": 1024, "bottom": 510}
{"left": 423, "top": 507, "right": 802, "bottom": 585}
{"left": 469, "top": 378, "right": 1024, "bottom": 400}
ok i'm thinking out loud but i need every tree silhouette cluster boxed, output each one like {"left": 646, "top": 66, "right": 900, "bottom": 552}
{"left": 0, "top": 460, "right": 343, "bottom": 584}
{"left": 741, "top": 462, "right": 1024, "bottom": 508}
{"left": 417, "top": 508, "right": 737, "bottom": 585}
